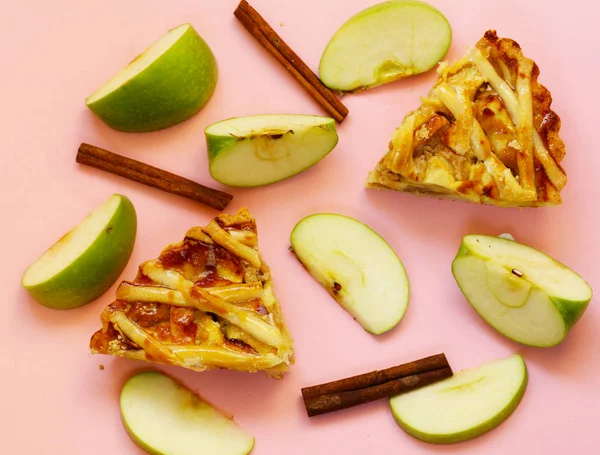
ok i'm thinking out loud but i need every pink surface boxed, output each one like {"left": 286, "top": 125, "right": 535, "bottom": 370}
{"left": 2, "top": 0, "right": 599, "bottom": 453}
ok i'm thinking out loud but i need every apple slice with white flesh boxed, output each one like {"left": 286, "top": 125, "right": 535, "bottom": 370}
{"left": 120, "top": 372, "right": 254, "bottom": 455}
{"left": 206, "top": 114, "right": 338, "bottom": 187}
{"left": 21, "top": 194, "right": 136, "bottom": 310}
{"left": 290, "top": 214, "right": 409, "bottom": 334}
{"left": 390, "top": 354, "right": 527, "bottom": 444}
{"left": 319, "top": 0, "right": 452, "bottom": 91}
{"left": 452, "top": 235, "right": 593, "bottom": 347}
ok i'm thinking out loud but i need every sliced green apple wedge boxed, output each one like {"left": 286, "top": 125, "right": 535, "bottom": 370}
{"left": 390, "top": 354, "right": 527, "bottom": 444}
{"left": 452, "top": 235, "right": 593, "bottom": 347}
{"left": 120, "top": 372, "right": 254, "bottom": 455}
{"left": 22, "top": 194, "right": 136, "bottom": 310}
{"left": 86, "top": 23, "right": 217, "bottom": 132}
{"left": 290, "top": 214, "right": 409, "bottom": 334}
{"left": 319, "top": 0, "right": 452, "bottom": 91}
{"left": 206, "top": 114, "right": 338, "bottom": 187}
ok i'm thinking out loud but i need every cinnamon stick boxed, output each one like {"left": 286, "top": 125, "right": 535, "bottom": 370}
{"left": 301, "top": 354, "right": 452, "bottom": 417}
{"left": 304, "top": 367, "right": 452, "bottom": 417}
{"left": 76, "top": 143, "right": 233, "bottom": 211}
{"left": 234, "top": 0, "right": 349, "bottom": 123}
{"left": 302, "top": 353, "right": 450, "bottom": 399}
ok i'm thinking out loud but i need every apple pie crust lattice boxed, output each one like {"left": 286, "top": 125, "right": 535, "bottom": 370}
{"left": 367, "top": 31, "right": 567, "bottom": 207}
{"left": 90, "top": 208, "right": 294, "bottom": 378}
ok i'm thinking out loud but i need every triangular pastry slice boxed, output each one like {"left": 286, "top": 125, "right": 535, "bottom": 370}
{"left": 90, "top": 208, "right": 294, "bottom": 378}
{"left": 367, "top": 30, "right": 567, "bottom": 207}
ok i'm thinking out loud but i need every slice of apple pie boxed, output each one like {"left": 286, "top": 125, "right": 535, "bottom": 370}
{"left": 367, "top": 30, "right": 567, "bottom": 207}
{"left": 90, "top": 208, "right": 294, "bottom": 378}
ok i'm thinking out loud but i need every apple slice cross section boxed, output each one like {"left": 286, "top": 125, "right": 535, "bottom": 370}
{"left": 21, "top": 194, "right": 136, "bottom": 310}
{"left": 319, "top": 0, "right": 452, "bottom": 91}
{"left": 452, "top": 235, "right": 593, "bottom": 347}
{"left": 290, "top": 214, "right": 409, "bottom": 334}
{"left": 206, "top": 114, "right": 338, "bottom": 187}
{"left": 120, "top": 372, "right": 255, "bottom": 455}
{"left": 390, "top": 354, "right": 528, "bottom": 444}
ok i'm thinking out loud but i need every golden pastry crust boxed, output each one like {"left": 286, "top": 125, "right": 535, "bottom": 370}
{"left": 90, "top": 208, "right": 294, "bottom": 378}
{"left": 367, "top": 30, "right": 566, "bottom": 207}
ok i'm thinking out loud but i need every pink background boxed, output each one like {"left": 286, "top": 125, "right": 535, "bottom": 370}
{"left": 2, "top": 0, "right": 599, "bottom": 453}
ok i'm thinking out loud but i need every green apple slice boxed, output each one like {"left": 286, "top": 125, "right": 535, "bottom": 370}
{"left": 290, "top": 214, "right": 409, "bottom": 334}
{"left": 21, "top": 194, "right": 136, "bottom": 310}
{"left": 319, "top": 0, "right": 452, "bottom": 91}
{"left": 452, "top": 235, "right": 593, "bottom": 347}
{"left": 121, "top": 371, "right": 254, "bottom": 455}
{"left": 86, "top": 23, "right": 217, "bottom": 132}
{"left": 390, "top": 354, "right": 527, "bottom": 444}
{"left": 206, "top": 114, "right": 338, "bottom": 187}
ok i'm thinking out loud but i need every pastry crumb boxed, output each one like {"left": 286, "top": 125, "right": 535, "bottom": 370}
{"left": 415, "top": 125, "right": 430, "bottom": 141}
{"left": 508, "top": 139, "right": 522, "bottom": 150}
{"left": 98, "top": 365, "right": 105, "bottom": 371}
{"left": 280, "top": 22, "right": 284, "bottom": 27}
